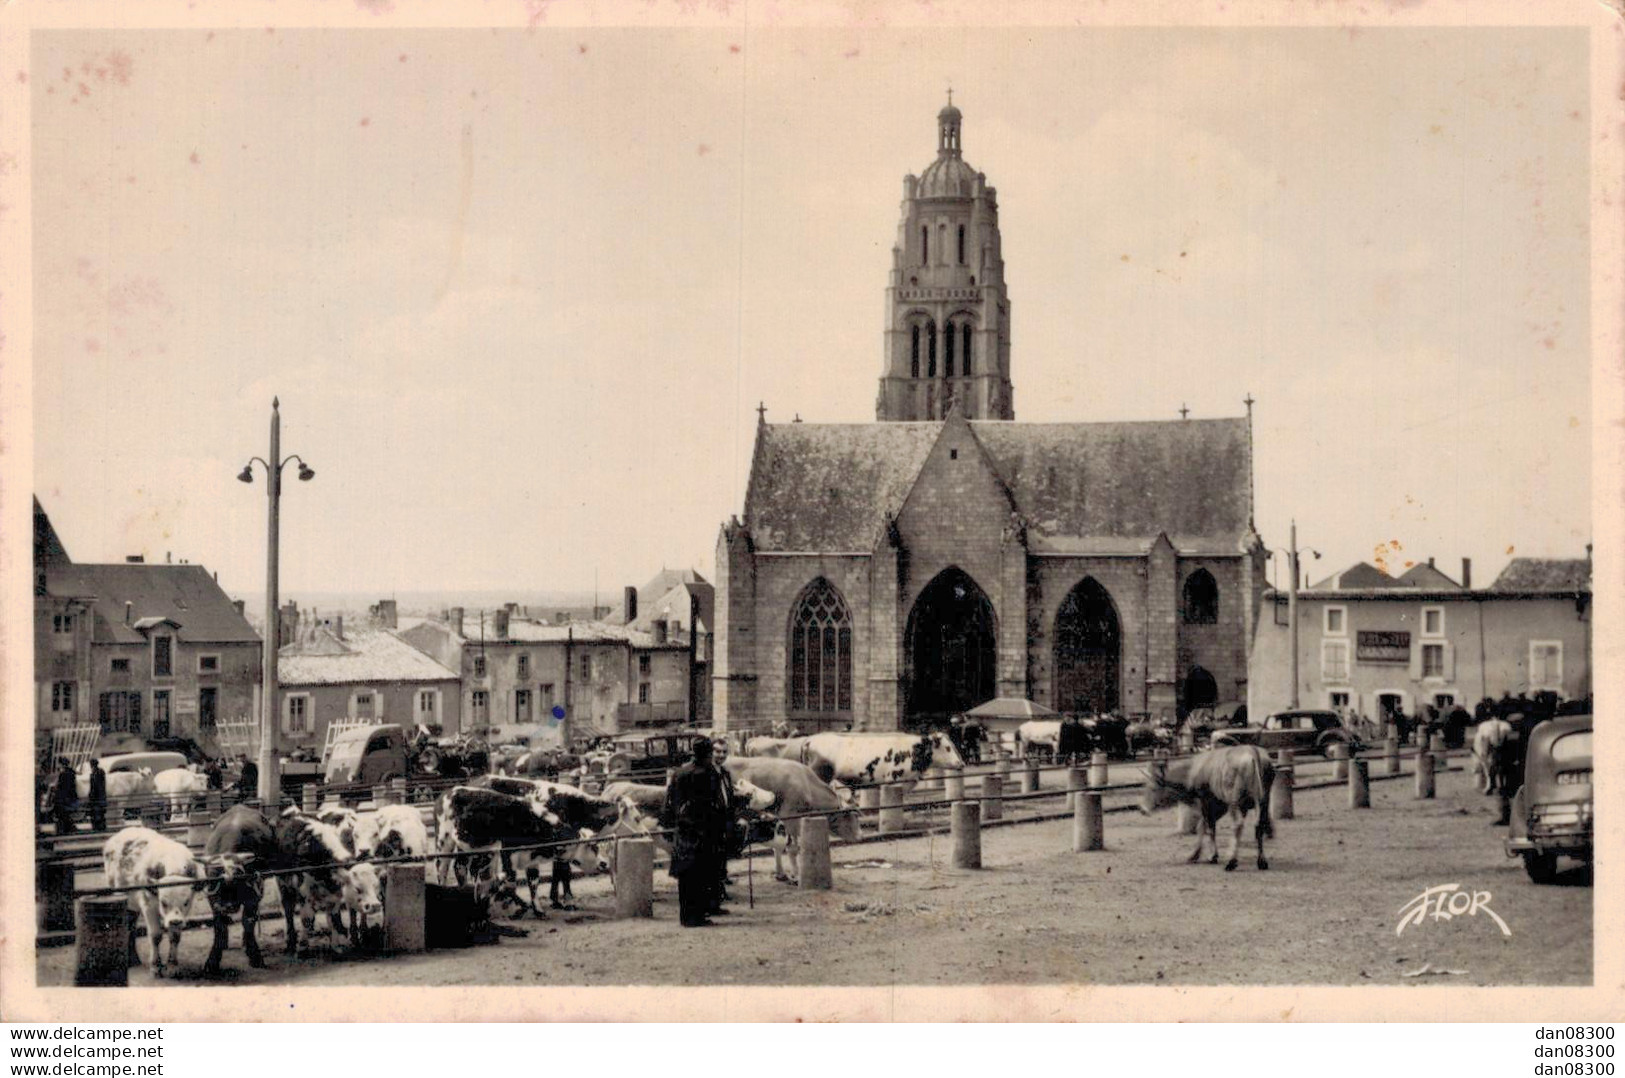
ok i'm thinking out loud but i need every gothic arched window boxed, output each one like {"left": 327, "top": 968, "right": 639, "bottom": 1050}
{"left": 962, "top": 324, "right": 973, "bottom": 375}
{"left": 927, "top": 320, "right": 937, "bottom": 377}
{"left": 945, "top": 322, "right": 956, "bottom": 377}
{"left": 958, "top": 225, "right": 966, "bottom": 265}
{"left": 1182, "top": 569, "right": 1220, "bottom": 625}
{"left": 910, "top": 325, "right": 920, "bottom": 378}
{"left": 789, "top": 579, "right": 853, "bottom": 713}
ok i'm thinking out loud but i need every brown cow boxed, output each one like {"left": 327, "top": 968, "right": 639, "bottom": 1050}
{"left": 1141, "top": 745, "right": 1275, "bottom": 871}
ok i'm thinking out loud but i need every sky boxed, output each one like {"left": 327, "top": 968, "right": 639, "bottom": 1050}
{"left": 30, "top": 25, "right": 1592, "bottom": 603}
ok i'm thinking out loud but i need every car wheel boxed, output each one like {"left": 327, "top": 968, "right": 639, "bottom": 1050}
{"left": 1523, "top": 850, "right": 1560, "bottom": 885}
{"left": 607, "top": 753, "right": 631, "bottom": 775}
{"left": 419, "top": 748, "right": 442, "bottom": 775}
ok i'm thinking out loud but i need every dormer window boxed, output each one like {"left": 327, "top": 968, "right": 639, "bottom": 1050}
{"left": 152, "top": 634, "right": 173, "bottom": 678}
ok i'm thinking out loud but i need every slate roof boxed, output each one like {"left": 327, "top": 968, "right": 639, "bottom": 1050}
{"left": 630, "top": 580, "right": 714, "bottom": 635}
{"left": 453, "top": 615, "right": 684, "bottom": 650}
{"left": 1310, "top": 562, "right": 1406, "bottom": 590}
{"left": 279, "top": 628, "right": 460, "bottom": 687}
{"left": 1489, "top": 558, "right": 1591, "bottom": 593}
{"left": 45, "top": 563, "right": 261, "bottom": 645}
{"left": 741, "top": 417, "right": 1252, "bottom": 554}
{"left": 1396, "top": 563, "right": 1461, "bottom": 589}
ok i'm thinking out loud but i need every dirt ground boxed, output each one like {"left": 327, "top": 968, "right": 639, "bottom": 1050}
{"left": 36, "top": 761, "right": 1590, "bottom": 988}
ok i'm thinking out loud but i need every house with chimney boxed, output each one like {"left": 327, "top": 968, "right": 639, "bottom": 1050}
{"left": 1249, "top": 552, "right": 1593, "bottom": 721}
{"left": 398, "top": 602, "right": 692, "bottom": 743}
{"left": 273, "top": 601, "right": 463, "bottom": 752}
{"left": 33, "top": 497, "right": 260, "bottom": 748}
{"left": 609, "top": 570, "right": 715, "bottom": 725}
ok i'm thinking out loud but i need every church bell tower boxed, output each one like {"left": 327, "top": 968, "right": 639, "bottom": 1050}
{"left": 876, "top": 96, "right": 1015, "bottom": 422}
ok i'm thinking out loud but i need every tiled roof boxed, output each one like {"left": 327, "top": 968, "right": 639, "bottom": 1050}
{"left": 454, "top": 616, "right": 684, "bottom": 650}
{"left": 46, "top": 563, "right": 261, "bottom": 645}
{"left": 279, "top": 628, "right": 459, "bottom": 687}
{"left": 1489, "top": 558, "right": 1591, "bottom": 593}
{"left": 742, "top": 417, "right": 1252, "bottom": 554}
{"left": 1396, "top": 563, "right": 1461, "bottom": 589}
{"left": 1311, "top": 562, "right": 1407, "bottom": 590}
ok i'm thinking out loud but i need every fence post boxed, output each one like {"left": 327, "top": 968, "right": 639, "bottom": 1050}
{"left": 1270, "top": 759, "right": 1295, "bottom": 821}
{"left": 951, "top": 801, "right": 982, "bottom": 869}
{"left": 1415, "top": 751, "right": 1436, "bottom": 799}
{"left": 391, "top": 777, "right": 408, "bottom": 805}
{"left": 73, "top": 897, "right": 132, "bottom": 987}
{"left": 372, "top": 784, "right": 389, "bottom": 808}
{"left": 798, "top": 814, "right": 833, "bottom": 888}
{"left": 994, "top": 753, "right": 1012, "bottom": 782}
{"left": 615, "top": 838, "right": 655, "bottom": 918}
{"left": 879, "top": 784, "right": 907, "bottom": 833}
{"left": 1178, "top": 727, "right": 1196, "bottom": 754}
{"left": 1075, "top": 789, "right": 1104, "bottom": 852}
{"left": 1088, "top": 750, "right": 1109, "bottom": 789}
{"left": 1385, "top": 735, "right": 1401, "bottom": 776}
{"left": 300, "top": 784, "right": 318, "bottom": 815}
{"left": 205, "top": 789, "right": 223, "bottom": 818}
{"left": 186, "top": 810, "right": 211, "bottom": 850}
{"left": 1067, "top": 766, "right": 1087, "bottom": 811}
{"left": 857, "top": 786, "right": 879, "bottom": 831}
{"left": 943, "top": 766, "right": 965, "bottom": 802}
{"left": 1349, "top": 758, "right": 1371, "bottom": 809}
{"left": 38, "top": 861, "right": 77, "bottom": 933}
{"left": 981, "top": 773, "right": 1004, "bottom": 822}
{"left": 1330, "top": 742, "right": 1349, "bottom": 781}
{"left": 383, "top": 864, "right": 426, "bottom": 953}
{"left": 1020, "top": 757, "right": 1040, "bottom": 794}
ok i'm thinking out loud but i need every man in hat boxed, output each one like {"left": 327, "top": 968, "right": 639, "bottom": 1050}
{"left": 49, "top": 756, "right": 78, "bottom": 837}
{"left": 660, "top": 737, "right": 730, "bottom": 928}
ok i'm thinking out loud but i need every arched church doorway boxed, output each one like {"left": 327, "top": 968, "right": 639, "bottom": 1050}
{"left": 905, "top": 567, "right": 997, "bottom": 726}
{"left": 1053, "top": 578, "right": 1121, "bottom": 713}
{"left": 1181, "top": 665, "right": 1218, "bottom": 716}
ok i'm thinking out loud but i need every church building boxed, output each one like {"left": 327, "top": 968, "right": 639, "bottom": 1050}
{"left": 713, "top": 99, "right": 1266, "bottom": 733}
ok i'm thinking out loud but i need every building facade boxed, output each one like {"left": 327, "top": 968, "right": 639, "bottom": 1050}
{"left": 275, "top": 605, "right": 463, "bottom": 752}
{"left": 714, "top": 102, "right": 1263, "bottom": 734}
{"left": 1248, "top": 557, "right": 1592, "bottom": 720}
{"left": 34, "top": 498, "right": 261, "bottom": 746}
{"left": 399, "top": 605, "right": 691, "bottom": 742}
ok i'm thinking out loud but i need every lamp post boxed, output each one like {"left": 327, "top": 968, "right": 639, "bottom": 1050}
{"left": 1271, "top": 523, "right": 1320, "bottom": 711}
{"left": 238, "top": 398, "right": 315, "bottom": 804}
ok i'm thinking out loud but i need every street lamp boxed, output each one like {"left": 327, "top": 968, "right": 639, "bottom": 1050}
{"left": 1267, "top": 523, "right": 1321, "bottom": 709}
{"left": 238, "top": 397, "right": 315, "bottom": 804}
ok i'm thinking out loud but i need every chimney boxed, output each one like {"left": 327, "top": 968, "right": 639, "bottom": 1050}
{"left": 334, "top": 615, "right": 344, "bottom": 640}
{"left": 505, "top": 602, "right": 519, "bottom": 617}
{"left": 492, "top": 608, "right": 511, "bottom": 639}
{"left": 124, "top": 601, "right": 133, "bottom": 626}
{"left": 1427, "top": 556, "right": 1435, "bottom": 569}
{"left": 449, "top": 607, "right": 465, "bottom": 633}
{"left": 125, "top": 554, "right": 144, "bottom": 563}
{"left": 1461, "top": 557, "right": 1472, "bottom": 589}
{"left": 652, "top": 621, "right": 668, "bottom": 645}
{"left": 279, "top": 601, "right": 300, "bottom": 648}
{"left": 624, "top": 586, "right": 638, "bottom": 624}
{"left": 374, "top": 599, "right": 398, "bottom": 629}
{"left": 166, "top": 551, "right": 172, "bottom": 564}
{"left": 233, "top": 599, "right": 245, "bottom": 617}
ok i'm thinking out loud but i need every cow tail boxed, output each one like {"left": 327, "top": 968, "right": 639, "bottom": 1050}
{"left": 1253, "top": 749, "right": 1275, "bottom": 840}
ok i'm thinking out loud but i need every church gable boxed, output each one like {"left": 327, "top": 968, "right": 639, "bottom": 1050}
{"left": 894, "top": 412, "right": 1018, "bottom": 573}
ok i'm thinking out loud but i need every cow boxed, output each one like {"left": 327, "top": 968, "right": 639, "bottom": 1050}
{"left": 1471, "top": 718, "right": 1516, "bottom": 795}
{"left": 743, "top": 736, "right": 804, "bottom": 759}
{"left": 796, "top": 731, "right": 964, "bottom": 786}
{"left": 102, "top": 826, "right": 206, "bottom": 977}
{"left": 722, "top": 756, "right": 859, "bottom": 882}
{"left": 200, "top": 805, "right": 278, "bottom": 973}
{"left": 593, "top": 798, "right": 674, "bottom": 889}
{"left": 435, "top": 785, "right": 581, "bottom": 918}
{"left": 602, "top": 780, "right": 668, "bottom": 812}
{"left": 467, "top": 774, "right": 622, "bottom": 909}
{"left": 1140, "top": 745, "right": 1275, "bottom": 872}
{"left": 79, "top": 767, "right": 155, "bottom": 806}
{"left": 368, "top": 803, "right": 430, "bottom": 860}
{"left": 271, "top": 810, "right": 375, "bottom": 952}
{"left": 154, "top": 768, "right": 209, "bottom": 822}
{"left": 1015, "top": 720, "right": 1063, "bottom": 762}
{"left": 315, "top": 803, "right": 379, "bottom": 858}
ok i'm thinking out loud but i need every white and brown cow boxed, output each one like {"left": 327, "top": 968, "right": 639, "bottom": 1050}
{"left": 153, "top": 767, "right": 209, "bottom": 822}
{"left": 1471, "top": 718, "right": 1516, "bottom": 794}
{"left": 723, "top": 756, "right": 860, "bottom": 882}
{"left": 435, "top": 785, "right": 581, "bottom": 917}
{"left": 271, "top": 810, "right": 377, "bottom": 951}
{"left": 797, "top": 731, "right": 964, "bottom": 786}
{"left": 1140, "top": 745, "right": 1276, "bottom": 872}
{"left": 102, "top": 825, "right": 206, "bottom": 977}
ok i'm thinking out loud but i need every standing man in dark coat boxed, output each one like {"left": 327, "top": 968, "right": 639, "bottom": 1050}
{"left": 204, "top": 757, "right": 225, "bottom": 791}
{"left": 712, "top": 740, "right": 742, "bottom": 915}
{"left": 234, "top": 756, "right": 259, "bottom": 805}
{"left": 86, "top": 758, "right": 108, "bottom": 832}
{"left": 660, "top": 738, "right": 729, "bottom": 928}
{"left": 50, "top": 757, "right": 78, "bottom": 837}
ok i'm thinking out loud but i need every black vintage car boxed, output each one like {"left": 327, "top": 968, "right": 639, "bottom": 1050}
{"left": 1506, "top": 714, "right": 1592, "bottom": 883}
{"left": 1211, "top": 709, "right": 1362, "bottom": 758}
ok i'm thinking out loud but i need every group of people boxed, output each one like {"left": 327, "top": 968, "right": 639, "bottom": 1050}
{"left": 38, "top": 753, "right": 260, "bottom": 837}
{"left": 946, "top": 714, "right": 989, "bottom": 764}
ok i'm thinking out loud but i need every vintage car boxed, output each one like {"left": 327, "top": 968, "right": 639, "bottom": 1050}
{"left": 1506, "top": 714, "right": 1592, "bottom": 883}
{"left": 323, "top": 723, "right": 489, "bottom": 790}
{"left": 589, "top": 731, "right": 708, "bottom": 779}
{"left": 1210, "top": 709, "right": 1362, "bottom": 758}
